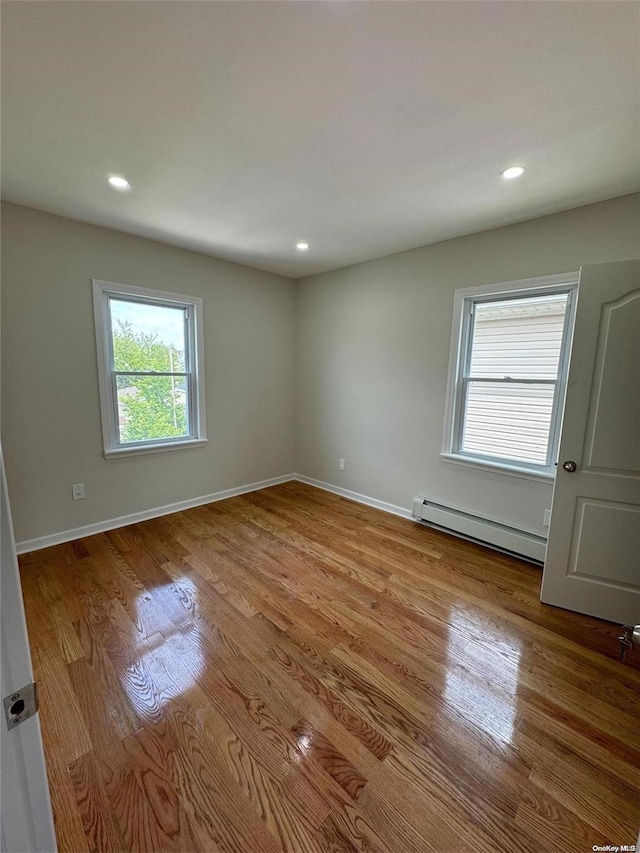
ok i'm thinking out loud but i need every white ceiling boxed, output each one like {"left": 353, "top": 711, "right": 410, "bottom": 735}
{"left": 2, "top": 1, "right": 639, "bottom": 279}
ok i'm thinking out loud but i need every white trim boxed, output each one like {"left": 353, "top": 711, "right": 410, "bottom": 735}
{"left": 446, "top": 270, "right": 579, "bottom": 304}
{"left": 15, "top": 474, "right": 296, "bottom": 554}
{"left": 442, "top": 271, "right": 579, "bottom": 477}
{"left": 293, "top": 474, "right": 414, "bottom": 520}
{"left": 104, "top": 438, "right": 208, "bottom": 459}
{"left": 15, "top": 474, "right": 414, "bottom": 554}
{"left": 16, "top": 470, "right": 551, "bottom": 559}
{"left": 92, "top": 279, "right": 207, "bottom": 457}
{"left": 439, "top": 452, "right": 555, "bottom": 483}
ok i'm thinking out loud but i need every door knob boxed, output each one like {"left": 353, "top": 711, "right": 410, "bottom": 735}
{"left": 562, "top": 460, "right": 577, "bottom": 473}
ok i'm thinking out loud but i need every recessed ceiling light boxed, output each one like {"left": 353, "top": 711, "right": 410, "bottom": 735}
{"left": 107, "top": 175, "right": 131, "bottom": 190}
{"left": 500, "top": 166, "right": 526, "bottom": 180}
{"left": 296, "top": 242, "right": 309, "bottom": 251}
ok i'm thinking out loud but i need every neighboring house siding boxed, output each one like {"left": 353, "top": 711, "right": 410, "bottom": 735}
{"left": 462, "top": 307, "right": 566, "bottom": 464}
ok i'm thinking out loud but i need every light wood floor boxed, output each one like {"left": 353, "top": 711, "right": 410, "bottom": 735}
{"left": 20, "top": 482, "right": 640, "bottom": 853}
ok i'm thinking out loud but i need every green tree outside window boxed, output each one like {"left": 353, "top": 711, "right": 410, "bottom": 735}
{"left": 113, "top": 319, "right": 188, "bottom": 442}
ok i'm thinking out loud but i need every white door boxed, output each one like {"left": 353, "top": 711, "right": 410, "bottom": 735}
{"left": 0, "top": 445, "right": 57, "bottom": 853}
{"left": 541, "top": 259, "right": 640, "bottom": 625}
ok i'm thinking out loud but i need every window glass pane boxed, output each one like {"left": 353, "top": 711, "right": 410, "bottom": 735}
{"left": 469, "top": 293, "right": 567, "bottom": 380}
{"left": 116, "top": 374, "right": 189, "bottom": 444}
{"left": 110, "top": 299, "right": 186, "bottom": 372}
{"left": 461, "top": 381, "right": 555, "bottom": 465}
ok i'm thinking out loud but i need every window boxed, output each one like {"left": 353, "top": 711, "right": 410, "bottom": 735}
{"left": 442, "top": 273, "right": 577, "bottom": 479}
{"left": 93, "top": 280, "right": 207, "bottom": 457}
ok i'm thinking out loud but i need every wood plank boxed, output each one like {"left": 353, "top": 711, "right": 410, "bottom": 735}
{"left": 68, "top": 751, "right": 126, "bottom": 853}
{"left": 19, "top": 482, "right": 640, "bottom": 853}
{"left": 43, "top": 756, "right": 91, "bottom": 853}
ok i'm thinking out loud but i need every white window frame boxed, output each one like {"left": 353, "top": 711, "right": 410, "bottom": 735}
{"left": 441, "top": 272, "right": 578, "bottom": 481}
{"left": 92, "top": 279, "right": 207, "bottom": 458}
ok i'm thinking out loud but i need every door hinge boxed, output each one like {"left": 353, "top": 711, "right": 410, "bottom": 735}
{"left": 4, "top": 682, "right": 38, "bottom": 730}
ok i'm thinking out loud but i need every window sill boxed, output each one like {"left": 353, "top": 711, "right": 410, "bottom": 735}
{"left": 439, "top": 452, "right": 555, "bottom": 483}
{"left": 104, "top": 438, "right": 208, "bottom": 459}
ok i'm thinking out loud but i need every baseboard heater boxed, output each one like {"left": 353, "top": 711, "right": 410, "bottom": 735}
{"left": 412, "top": 496, "right": 547, "bottom": 563}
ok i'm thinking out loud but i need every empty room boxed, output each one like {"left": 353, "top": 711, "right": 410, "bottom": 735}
{"left": 1, "top": 2, "right": 639, "bottom": 852}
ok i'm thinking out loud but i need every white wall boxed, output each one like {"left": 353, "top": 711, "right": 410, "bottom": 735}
{"left": 3, "top": 194, "right": 638, "bottom": 546}
{"left": 295, "top": 193, "right": 640, "bottom": 537}
{"left": 1, "top": 202, "right": 296, "bottom": 543}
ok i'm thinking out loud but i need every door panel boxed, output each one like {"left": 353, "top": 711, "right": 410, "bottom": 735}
{"left": 585, "top": 290, "right": 640, "bottom": 473}
{"left": 541, "top": 260, "right": 640, "bottom": 625}
{"left": 569, "top": 499, "right": 639, "bottom": 586}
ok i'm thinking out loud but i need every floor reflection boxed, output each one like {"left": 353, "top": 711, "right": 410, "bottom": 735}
{"left": 443, "top": 606, "right": 522, "bottom": 744}
{"left": 297, "top": 732, "right": 312, "bottom": 750}
{"left": 120, "top": 580, "right": 205, "bottom": 717}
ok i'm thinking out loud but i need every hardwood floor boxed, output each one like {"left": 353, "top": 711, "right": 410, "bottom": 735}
{"left": 19, "top": 481, "right": 640, "bottom": 853}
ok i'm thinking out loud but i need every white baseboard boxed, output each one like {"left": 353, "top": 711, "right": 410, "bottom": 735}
{"left": 16, "top": 472, "right": 415, "bottom": 555}
{"left": 293, "top": 473, "right": 413, "bottom": 521}
{"left": 15, "top": 474, "right": 296, "bottom": 554}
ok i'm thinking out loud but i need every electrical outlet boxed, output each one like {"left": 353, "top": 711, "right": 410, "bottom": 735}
{"left": 72, "top": 483, "right": 85, "bottom": 501}
{"left": 339, "top": 458, "right": 346, "bottom": 471}
{"left": 543, "top": 509, "right": 551, "bottom": 527}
